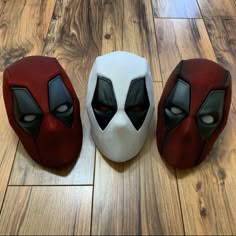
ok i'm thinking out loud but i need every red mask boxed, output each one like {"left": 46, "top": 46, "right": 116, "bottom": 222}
{"left": 3, "top": 56, "right": 82, "bottom": 168}
{"left": 157, "top": 59, "right": 232, "bottom": 169}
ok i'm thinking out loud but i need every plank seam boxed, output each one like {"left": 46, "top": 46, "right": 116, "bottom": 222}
{"left": 90, "top": 0, "right": 104, "bottom": 233}
{"left": 175, "top": 169, "right": 186, "bottom": 235}
{"left": 150, "top": 0, "right": 163, "bottom": 87}
{"left": 0, "top": 140, "right": 19, "bottom": 216}
{"left": 153, "top": 17, "right": 203, "bottom": 19}
{"left": 151, "top": 1, "right": 186, "bottom": 233}
{"left": 89, "top": 148, "right": 97, "bottom": 236}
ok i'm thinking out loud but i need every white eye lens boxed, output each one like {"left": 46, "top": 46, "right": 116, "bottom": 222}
{"left": 170, "top": 106, "right": 183, "bottom": 115}
{"left": 56, "top": 104, "right": 68, "bottom": 112}
{"left": 23, "top": 115, "right": 37, "bottom": 122}
{"left": 201, "top": 115, "right": 214, "bottom": 124}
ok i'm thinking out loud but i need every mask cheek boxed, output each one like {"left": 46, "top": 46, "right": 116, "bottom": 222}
{"left": 160, "top": 118, "right": 205, "bottom": 169}
{"left": 18, "top": 133, "right": 41, "bottom": 164}
{"left": 9, "top": 115, "right": 42, "bottom": 164}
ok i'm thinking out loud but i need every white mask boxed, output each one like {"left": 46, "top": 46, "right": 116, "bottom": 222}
{"left": 86, "top": 51, "right": 154, "bottom": 162}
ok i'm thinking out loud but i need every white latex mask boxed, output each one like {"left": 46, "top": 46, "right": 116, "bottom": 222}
{"left": 86, "top": 51, "right": 154, "bottom": 162}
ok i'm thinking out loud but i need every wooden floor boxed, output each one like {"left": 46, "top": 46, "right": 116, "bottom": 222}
{"left": 0, "top": 0, "right": 236, "bottom": 235}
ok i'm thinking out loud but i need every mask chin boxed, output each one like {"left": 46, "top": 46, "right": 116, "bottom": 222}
{"left": 36, "top": 115, "right": 82, "bottom": 168}
{"left": 161, "top": 131, "right": 204, "bottom": 169}
{"left": 94, "top": 133, "right": 143, "bottom": 163}
{"left": 91, "top": 113, "right": 144, "bottom": 162}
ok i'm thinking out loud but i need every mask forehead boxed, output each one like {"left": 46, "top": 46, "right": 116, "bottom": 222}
{"left": 95, "top": 51, "right": 147, "bottom": 108}
{"left": 5, "top": 56, "right": 63, "bottom": 111}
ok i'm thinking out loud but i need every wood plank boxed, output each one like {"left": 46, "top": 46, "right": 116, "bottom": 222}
{"left": 155, "top": 18, "right": 236, "bottom": 235}
{"left": 152, "top": 0, "right": 201, "bottom": 18}
{"left": 9, "top": 142, "right": 93, "bottom": 185}
{"left": 0, "top": 0, "right": 56, "bottom": 70}
{"left": 0, "top": 186, "right": 92, "bottom": 235}
{"left": 154, "top": 19, "right": 216, "bottom": 84}
{"left": 198, "top": 17, "right": 236, "bottom": 234}
{"left": 0, "top": 76, "right": 18, "bottom": 210}
{"left": 177, "top": 118, "right": 236, "bottom": 235}
{"left": 0, "top": 0, "right": 55, "bottom": 208}
{"left": 92, "top": 1, "right": 184, "bottom": 235}
{"left": 102, "top": 0, "right": 162, "bottom": 81}
{"left": 203, "top": 17, "right": 236, "bottom": 104}
{"left": 9, "top": 0, "right": 103, "bottom": 185}
{"left": 198, "top": 0, "right": 236, "bottom": 17}
{"left": 102, "top": 0, "right": 123, "bottom": 52}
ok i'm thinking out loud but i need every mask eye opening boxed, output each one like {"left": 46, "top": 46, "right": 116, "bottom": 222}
{"left": 55, "top": 103, "right": 71, "bottom": 113}
{"left": 97, "top": 105, "right": 112, "bottom": 112}
{"left": 199, "top": 114, "right": 215, "bottom": 125}
{"left": 20, "top": 114, "right": 38, "bottom": 122}
{"left": 168, "top": 106, "right": 184, "bottom": 115}
{"left": 130, "top": 105, "right": 144, "bottom": 112}
{"left": 91, "top": 76, "right": 117, "bottom": 130}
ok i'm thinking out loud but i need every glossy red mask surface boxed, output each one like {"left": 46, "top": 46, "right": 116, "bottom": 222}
{"left": 157, "top": 59, "right": 232, "bottom": 169}
{"left": 3, "top": 56, "right": 82, "bottom": 168}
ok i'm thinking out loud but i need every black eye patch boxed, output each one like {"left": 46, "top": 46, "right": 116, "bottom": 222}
{"left": 164, "top": 79, "right": 190, "bottom": 130}
{"left": 12, "top": 88, "right": 43, "bottom": 139}
{"left": 125, "top": 78, "right": 150, "bottom": 130}
{"left": 92, "top": 76, "right": 117, "bottom": 130}
{"left": 48, "top": 75, "right": 74, "bottom": 127}
{"left": 197, "top": 90, "right": 225, "bottom": 140}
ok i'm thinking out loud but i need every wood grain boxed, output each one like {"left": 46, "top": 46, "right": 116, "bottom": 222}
{"left": 0, "top": 77, "right": 18, "bottom": 210}
{"left": 155, "top": 18, "right": 236, "bottom": 235}
{"left": 0, "top": 186, "right": 92, "bottom": 235}
{"left": 102, "top": 0, "right": 123, "bottom": 52}
{"left": 0, "top": 0, "right": 55, "bottom": 209}
{"left": 92, "top": 1, "right": 184, "bottom": 235}
{"left": 152, "top": 0, "right": 201, "bottom": 18}
{"left": 177, "top": 118, "right": 236, "bottom": 235}
{"left": 10, "top": 0, "right": 103, "bottom": 185}
{"left": 0, "top": 0, "right": 56, "bottom": 70}
{"left": 203, "top": 17, "right": 236, "bottom": 104}
{"left": 9, "top": 142, "right": 92, "bottom": 185}
{"left": 155, "top": 19, "right": 216, "bottom": 84}
{"left": 198, "top": 0, "right": 236, "bottom": 17}
{"left": 1, "top": 1, "right": 236, "bottom": 235}
{"left": 198, "top": 17, "right": 236, "bottom": 233}
{"left": 102, "top": 0, "right": 162, "bottom": 82}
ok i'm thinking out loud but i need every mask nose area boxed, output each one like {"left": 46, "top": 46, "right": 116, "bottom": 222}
{"left": 40, "top": 113, "right": 61, "bottom": 133}
{"left": 112, "top": 111, "right": 130, "bottom": 130}
{"left": 161, "top": 115, "right": 204, "bottom": 169}
{"left": 180, "top": 116, "right": 197, "bottom": 140}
